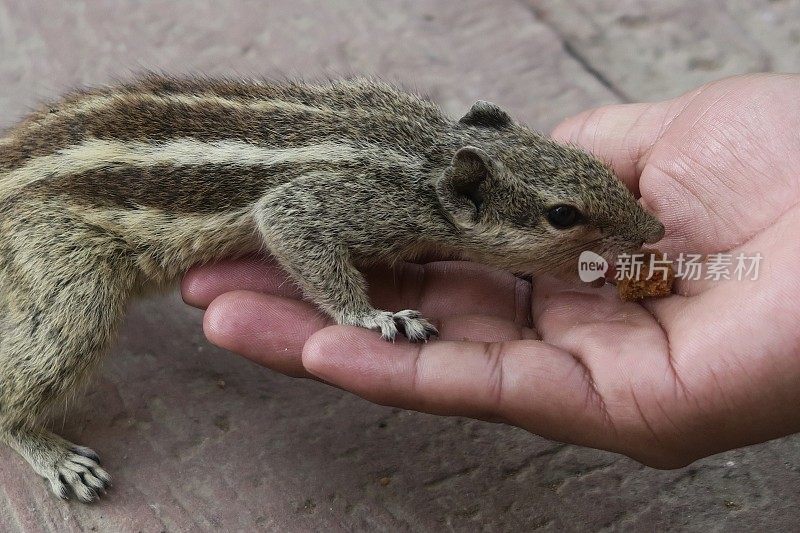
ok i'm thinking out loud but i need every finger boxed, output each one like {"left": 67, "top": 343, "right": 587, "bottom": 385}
{"left": 182, "top": 256, "right": 300, "bottom": 309}
{"left": 202, "top": 291, "right": 537, "bottom": 376}
{"left": 551, "top": 100, "right": 678, "bottom": 194}
{"left": 366, "top": 261, "right": 531, "bottom": 326}
{"left": 203, "top": 291, "right": 327, "bottom": 377}
{"left": 185, "top": 258, "right": 531, "bottom": 325}
{"left": 439, "top": 314, "right": 540, "bottom": 342}
{"left": 302, "top": 327, "right": 613, "bottom": 447}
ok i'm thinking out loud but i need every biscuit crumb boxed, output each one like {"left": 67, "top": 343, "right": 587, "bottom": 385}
{"left": 617, "top": 249, "right": 675, "bottom": 301}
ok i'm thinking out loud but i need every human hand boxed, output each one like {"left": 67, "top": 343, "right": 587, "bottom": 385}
{"left": 182, "top": 74, "right": 800, "bottom": 468}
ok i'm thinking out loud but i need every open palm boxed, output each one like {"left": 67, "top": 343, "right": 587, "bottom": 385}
{"left": 182, "top": 74, "right": 800, "bottom": 467}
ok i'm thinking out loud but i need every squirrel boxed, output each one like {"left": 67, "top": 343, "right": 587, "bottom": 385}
{"left": 0, "top": 74, "right": 664, "bottom": 502}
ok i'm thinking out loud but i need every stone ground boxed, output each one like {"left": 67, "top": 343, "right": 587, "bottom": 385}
{"left": 1, "top": 1, "right": 799, "bottom": 531}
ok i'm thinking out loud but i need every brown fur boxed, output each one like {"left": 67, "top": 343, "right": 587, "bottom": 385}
{"left": 0, "top": 74, "right": 663, "bottom": 502}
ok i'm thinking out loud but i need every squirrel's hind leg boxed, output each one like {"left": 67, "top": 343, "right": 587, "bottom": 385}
{"left": 0, "top": 206, "right": 134, "bottom": 502}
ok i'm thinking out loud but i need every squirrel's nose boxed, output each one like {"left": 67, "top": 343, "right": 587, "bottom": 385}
{"left": 643, "top": 221, "right": 666, "bottom": 244}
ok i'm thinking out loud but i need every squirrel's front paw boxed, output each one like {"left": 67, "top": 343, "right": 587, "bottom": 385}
{"left": 392, "top": 310, "right": 439, "bottom": 342}
{"left": 343, "top": 309, "right": 438, "bottom": 342}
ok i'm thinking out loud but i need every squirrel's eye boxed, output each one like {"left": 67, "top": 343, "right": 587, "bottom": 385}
{"left": 546, "top": 204, "right": 583, "bottom": 229}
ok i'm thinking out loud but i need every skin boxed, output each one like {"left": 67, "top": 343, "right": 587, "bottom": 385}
{"left": 182, "top": 74, "right": 800, "bottom": 468}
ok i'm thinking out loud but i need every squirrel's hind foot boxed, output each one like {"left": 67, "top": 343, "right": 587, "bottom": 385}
{"left": 5, "top": 429, "right": 111, "bottom": 503}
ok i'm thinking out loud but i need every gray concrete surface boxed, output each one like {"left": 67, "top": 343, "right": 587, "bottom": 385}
{"left": 1, "top": 1, "right": 799, "bottom": 531}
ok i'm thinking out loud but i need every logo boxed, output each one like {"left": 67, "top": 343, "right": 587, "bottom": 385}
{"left": 578, "top": 251, "right": 609, "bottom": 283}
{"left": 576, "top": 251, "right": 763, "bottom": 283}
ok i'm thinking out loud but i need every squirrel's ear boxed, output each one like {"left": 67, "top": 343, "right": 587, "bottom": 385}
{"left": 436, "top": 146, "right": 493, "bottom": 224}
{"left": 459, "top": 101, "right": 513, "bottom": 129}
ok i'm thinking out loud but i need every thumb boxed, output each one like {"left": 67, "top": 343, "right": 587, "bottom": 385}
{"left": 551, "top": 100, "right": 678, "bottom": 194}
{"left": 302, "top": 326, "right": 614, "bottom": 448}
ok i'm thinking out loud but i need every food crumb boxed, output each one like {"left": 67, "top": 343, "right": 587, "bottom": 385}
{"left": 617, "top": 248, "right": 675, "bottom": 301}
